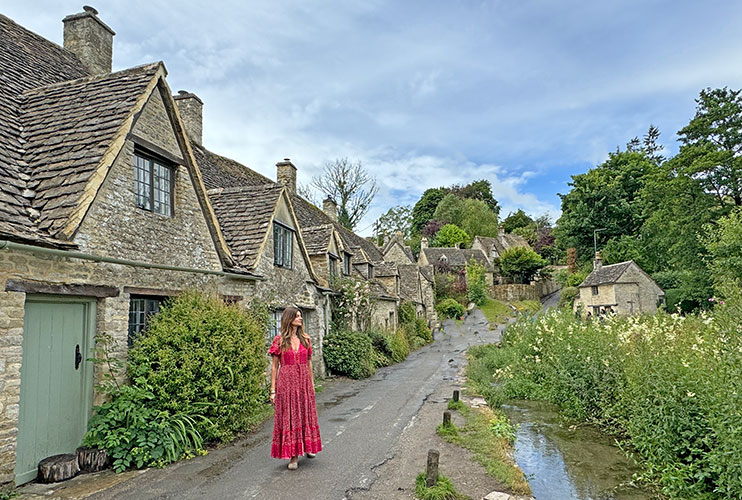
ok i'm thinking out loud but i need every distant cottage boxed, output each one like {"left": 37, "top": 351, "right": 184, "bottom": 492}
{"left": 574, "top": 253, "right": 665, "bottom": 316}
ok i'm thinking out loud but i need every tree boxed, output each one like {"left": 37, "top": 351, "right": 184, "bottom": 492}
{"left": 433, "top": 194, "right": 499, "bottom": 240}
{"left": 449, "top": 179, "right": 500, "bottom": 215}
{"left": 554, "top": 150, "right": 655, "bottom": 263}
{"left": 675, "top": 87, "right": 742, "bottom": 208}
{"left": 499, "top": 247, "right": 548, "bottom": 284}
{"left": 502, "top": 209, "right": 534, "bottom": 233}
{"left": 311, "top": 158, "right": 378, "bottom": 230}
{"left": 372, "top": 205, "right": 412, "bottom": 245}
{"left": 626, "top": 125, "right": 665, "bottom": 165}
{"left": 703, "top": 207, "right": 742, "bottom": 293}
{"left": 411, "top": 188, "right": 447, "bottom": 235}
{"left": 432, "top": 224, "right": 470, "bottom": 248}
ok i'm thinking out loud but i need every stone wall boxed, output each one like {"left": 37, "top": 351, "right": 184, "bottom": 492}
{"left": 491, "top": 284, "right": 540, "bottom": 302}
{"left": 371, "top": 299, "right": 398, "bottom": 331}
{"left": 0, "top": 289, "right": 24, "bottom": 483}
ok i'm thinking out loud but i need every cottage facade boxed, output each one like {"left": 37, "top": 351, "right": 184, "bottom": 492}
{"left": 574, "top": 254, "right": 665, "bottom": 316}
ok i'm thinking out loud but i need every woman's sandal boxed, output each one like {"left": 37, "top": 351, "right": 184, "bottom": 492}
{"left": 306, "top": 453, "right": 316, "bottom": 458}
{"left": 288, "top": 460, "right": 298, "bottom": 470}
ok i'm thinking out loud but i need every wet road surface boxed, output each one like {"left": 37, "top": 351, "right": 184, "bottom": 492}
{"left": 89, "top": 310, "right": 502, "bottom": 500}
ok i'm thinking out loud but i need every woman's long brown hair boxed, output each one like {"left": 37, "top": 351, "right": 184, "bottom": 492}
{"left": 279, "top": 306, "right": 311, "bottom": 352}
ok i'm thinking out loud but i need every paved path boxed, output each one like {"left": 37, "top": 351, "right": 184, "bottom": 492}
{"left": 82, "top": 311, "right": 502, "bottom": 500}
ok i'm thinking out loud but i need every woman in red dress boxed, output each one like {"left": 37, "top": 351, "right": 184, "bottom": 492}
{"left": 269, "top": 307, "right": 322, "bottom": 469}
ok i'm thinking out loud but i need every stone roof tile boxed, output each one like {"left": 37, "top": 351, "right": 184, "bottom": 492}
{"left": 580, "top": 261, "right": 632, "bottom": 287}
{"left": 421, "top": 247, "right": 493, "bottom": 271}
{"left": 301, "top": 225, "right": 333, "bottom": 255}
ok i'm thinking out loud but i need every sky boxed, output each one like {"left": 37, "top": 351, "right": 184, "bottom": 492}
{"left": 4, "top": 1, "right": 742, "bottom": 235}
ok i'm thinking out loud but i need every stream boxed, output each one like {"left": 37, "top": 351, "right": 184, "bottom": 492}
{"left": 503, "top": 400, "right": 659, "bottom": 500}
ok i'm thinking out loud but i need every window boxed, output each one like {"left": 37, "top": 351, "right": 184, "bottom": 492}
{"left": 134, "top": 151, "right": 174, "bottom": 216}
{"left": 591, "top": 286, "right": 599, "bottom": 296}
{"left": 368, "top": 264, "right": 374, "bottom": 279}
{"left": 329, "top": 255, "right": 338, "bottom": 277}
{"left": 273, "top": 223, "right": 293, "bottom": 268}
{"left": 270, "top": 309, "right": 284, "bottom": 340}
{"left": 128, "top": 296, "right": 166, "bottom": 347}
{"left": 343, "top": 252, "right": 351, "bottom": 275}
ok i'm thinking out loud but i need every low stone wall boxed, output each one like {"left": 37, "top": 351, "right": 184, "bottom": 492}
{"left": 492, "top": 279, "right": 561, "bottom": 302}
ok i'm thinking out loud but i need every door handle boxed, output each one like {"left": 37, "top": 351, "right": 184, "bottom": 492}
{"left": 75, "top": 344, "right": 82, "bottom": 370}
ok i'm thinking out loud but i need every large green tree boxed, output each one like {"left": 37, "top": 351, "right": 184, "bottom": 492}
{"left": 432, "top": 224, "right": 470, "bottom": 248}
{"left": 554, "top": 150, "right": 656, "bottom": 263}
{"left": 502, "top": 209, "right": 533, "bottom": 233}
{"left": 433, "top": 194, "right": 499, "bottom": 241}
{"left": 411, "top": 188, "right": 447, "bottom": 235}
{"left": 499, "top": 247, "right": 548, "bottom": 284}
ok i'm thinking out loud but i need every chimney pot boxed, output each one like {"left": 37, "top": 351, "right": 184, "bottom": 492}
{"left": 421, "top": 236, "right": 429, "bottom": 250}
{"left": 594, "top": 251, "right": 603, "bottom": 271}
{"left": 173, "top": 90, "right": 203, "bottom": 145}
{"left": 63, "top": 6, "right": 115, "bottom": 76}
{"left": 276, "top": 159, "right": 297, "bottom": 195}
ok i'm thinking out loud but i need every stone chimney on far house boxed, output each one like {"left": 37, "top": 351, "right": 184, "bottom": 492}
{"left": 276, "top": 159, "right": 297, "bottom": 195}
{"left": 594, "top": 251, "right": 603, "bottom": 271}
{"left": 421, "top": 236, "right": 429, "bottom": 250}
{"left": 63, "top": 6, "right": 115, "bottom": 75}
{"left": 323, "top": 197, "right": 338, "bottom": 221}
{"left": 173, "top": 91, "right": 203, "bottom": 145}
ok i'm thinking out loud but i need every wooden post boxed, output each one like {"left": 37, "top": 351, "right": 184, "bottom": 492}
{"left": 425, "top": 449, "right": 439, "bottom": 487}
{"left": 453, "top": 390, "right": 460, "bottom": 402}
{"left": 443, "top": 411, "right": 451, "bottom": 426}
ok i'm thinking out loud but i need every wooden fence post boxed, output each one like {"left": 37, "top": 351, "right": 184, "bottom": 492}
{"left": 453, "top": 390, "right": 460, "bottom": 402}
{"left": 426, "top": 449, "right": 439, "bottom": 487}
{"left": 443, "top": 411, "right": 451, "bottom": 426}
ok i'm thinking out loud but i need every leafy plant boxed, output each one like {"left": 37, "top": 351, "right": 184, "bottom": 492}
{"left": 414, "top": 473, "right": 467, "bottom": 500}
{"left": 499, "top": 247, "right": 548, "bottom": 284}
{"left": 83, "top": 379, "right": 207, "bottom": 472}
{"left": 330, "top": 275, "right": 375, "bottom": 331}
{"left": 323, "top": 328, "right": 375, "bottom": 379}
{"left": 436, "top": 298, "right": 465, "bottom": 320}
{"left": 389, "top": 327, "right": 410, "bottom": 362}
{"left": 127, "top": 291, "right": 269, "bottom": 442}
{"left": 465, "top": 259, "right": 487, "bottom": 306}
{"left": 559, "top": 286, "right": 579, "bottom": 308}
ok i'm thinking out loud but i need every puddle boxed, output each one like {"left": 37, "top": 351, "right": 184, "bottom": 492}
{"left": 503, "top": 401, "right": 657, "bottom": 500}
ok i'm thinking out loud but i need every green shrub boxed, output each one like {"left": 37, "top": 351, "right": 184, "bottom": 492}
{"left": 415, "top": 317, "right": 433, "bottom": 343}
{"left": 436, "top": 298, "right": 465, "bottom": 320}
{"left": 566, "top": 270, "right": 589, "bottom": 287}
{"left": 323, "top": 328, "right": 375, "bottom": 379}
{"left": 399, "top": 301, "right": 417, "bottom": 326}
{"left": 83, "top": 380, "right": 206, "bottom": 472}
{"left": 390, "top": 328, "right": 410, "bottom": 362}
{"left": 466, "top": 259, "right": 488, "bottom": 306}
{"left": 127, "top": 291, "right": 268, "bottom": 442}
{"left": 366, "top": 328, "right": 394, "bottom": 357}
{"left": 559, "top": 286, "right": 578, "bottom": 308}
{"left": 409, "top": 336, "right": 427, "bottom": 350}
{"left": 415, "top": 473, "right": 466, "bottom": 500}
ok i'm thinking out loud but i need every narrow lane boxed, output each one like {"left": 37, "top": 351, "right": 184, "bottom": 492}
{"left": 90, "top": 311, "right": 501, "bottom": 500}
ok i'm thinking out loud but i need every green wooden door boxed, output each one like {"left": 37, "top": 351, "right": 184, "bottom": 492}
{"left": 15, "top": 298, "right": 95, "bottom": 485}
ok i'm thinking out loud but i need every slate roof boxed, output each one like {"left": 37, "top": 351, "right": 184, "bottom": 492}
{"left": 207, "top": 185, "right": 283, "bottom": 269}
{"left": 301, "top": 225, "right": 334, "bottom": 255}
{"left": 192, "top": 142, "right": 273, "bottom": 190}
{"left": 398, "top": 264, "right": 421, "bottom": 303}
{"left": 381, "top": 236, "right": 415, "bottom": 263}
{"left": 579, "top": 261, "right": 633, "bottom": 287}
{"left": 421, "top": 247, "right": 493, "bottom": 272}
{"left": 23, "top": 64, "right": 161, "bottom": 236}
{"left": 473, "top": 234, "right": 531, "bottom": 258}
{"left": 374, "top": 261, "right": 398, "bottom": 277}
{"left": 419, "top": 265, "right": 434, "bottom": 283}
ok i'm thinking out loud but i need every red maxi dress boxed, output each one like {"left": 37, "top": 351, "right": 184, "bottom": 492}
{"left": 269, "top": 335, "right": 322, "bottom": 459}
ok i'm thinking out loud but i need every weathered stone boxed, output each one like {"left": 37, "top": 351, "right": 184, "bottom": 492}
{"left": 483, "top": 492, "right": 511, "bottom": 500}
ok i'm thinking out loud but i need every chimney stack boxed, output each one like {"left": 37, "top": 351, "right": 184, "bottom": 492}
{"left": 421, "top": 236, "right": 429, "bottom": 250}
{"left": 174, "top": 91, "right": 203, "bottom": 145}
{"left": 276, "top": 158, "right": 297, "bottom": 195}
{"left": 594, "top": 251, "right": 603, "bottom": 271}
{"left": 63, "top": 6, "right": 115, "bottom": 76}
{"left": 323, "top": 197, "right": 338, "bottom": 221}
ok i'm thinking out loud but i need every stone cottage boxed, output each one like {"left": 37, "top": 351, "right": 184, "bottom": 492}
{"left": 381, "top": 233, "right": 436, "bottom": 323}
{"left": 418, "top": 238, "right": 495, "bottom": 287}
{"left": 574, "top": 253, "right": 665, "bottom": 316}
{"left": 471, "top": 231, "right": 531, "bottom": 284}
{"left": 0, "top": 7, "right": 333, "bottom": 485}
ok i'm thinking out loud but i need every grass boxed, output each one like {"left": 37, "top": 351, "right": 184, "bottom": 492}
{"left": 479, "top": 298, "right": 513, "bottom": 325}
{"left": 511, "top": 300, "right": 541, "bottom": 314}
{"left": 415, "top": 472, "right": 470, "bottom": 500}
{"left": 439, "top": 403, "right": 531, "bottom": 495}
{"left": 447, "top": 399, "right": 466, "bottom": 412}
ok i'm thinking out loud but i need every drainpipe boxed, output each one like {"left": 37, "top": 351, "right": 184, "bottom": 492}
{"left": 0, "top": 239, "right": 261, "bottom": 281}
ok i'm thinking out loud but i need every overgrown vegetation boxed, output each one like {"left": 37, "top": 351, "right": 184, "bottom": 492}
{"left": 472, "top": 303, "right": 742, "bottom": 499}
{"left": 479, "top": 298, "right": 512, "bottom": 325}
{"left": 323, "top": 328, "right": 375, "bottom": 379}
{"left": 437, "top": 402, "right": 530, "bottom": 495}
{"left": 465, "top": 259, "right": 487, "bottom": 306}
{"left": 84, "top": 291, "right": 271, "bottom": 472}
{"left": 435, "top": 298, "right": 465, "bottom": 320}
{"left": 414, "top": 473, "right": 469, "bottom": 500}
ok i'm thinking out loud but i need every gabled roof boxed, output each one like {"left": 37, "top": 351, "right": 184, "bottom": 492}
{"left": 192, "top": 142, "right": 273, "bottom": 190}
{"left": 421, "top": 247, "right": 493, "bottom": 272}
{"left": 579, "top": 261, "right": 633, "bottom": 287}
{"left": 473, "top": 233, "right": 531, "bottom": 258}
{"left": 419, "top": 265, "right": 434, "bottom": 283}
{"left": 302, "top": 224, "right": 334, "bottom": 255}
{"left": 22, "top": 63, "right": 162, "bottom": 238}
{"left": 398, "top": 264, "right": 422, "bottom": 303}
{"left": 381, "top": 235, "right": 415, "bottom": 264}
{"left": 208, "top": 184, "right": 284, "bottom": 269}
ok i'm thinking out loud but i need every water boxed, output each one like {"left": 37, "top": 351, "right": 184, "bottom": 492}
{"left": 503, "top": 400, "right": 660, "bottom": 500}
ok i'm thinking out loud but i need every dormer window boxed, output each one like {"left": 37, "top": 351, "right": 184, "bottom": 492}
{"left": 368, "top": 264, "right": 374, "bottom": 279}
{"left": 329, "top": 254, "right": 338, "bottom": 277}
{"left": 343, "top": 252, "right": 351, "bottom": 275}
{"left": 273, "top": 222, "right": 293, "bottom": 269}
{"left": 134, "top": 150, "right": 174, "bottom": 216}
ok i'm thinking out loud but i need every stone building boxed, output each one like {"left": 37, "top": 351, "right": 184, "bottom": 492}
{"left": 381, "top": 233, "right": 436, "bottom": 323}
{"left": 574, "top": 253, "right": 665, "bottom": 316}
{"left": 471, "top": 232, "right": 531, "bottom": 284}
{"left": 0, "top": 8, "right": 333, "bottom": 485}
{"left": 418, "top": 240, "right": 495, "bottom": 287}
